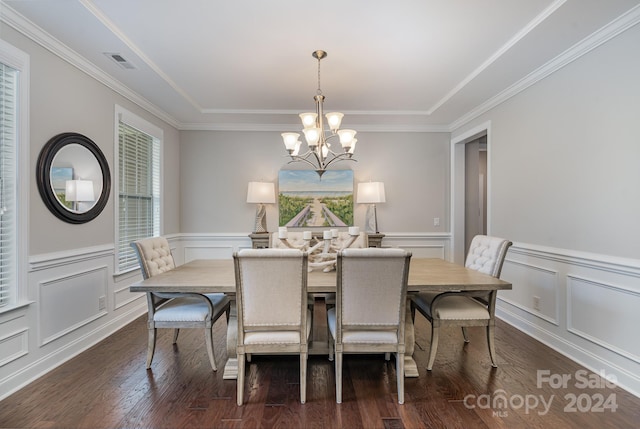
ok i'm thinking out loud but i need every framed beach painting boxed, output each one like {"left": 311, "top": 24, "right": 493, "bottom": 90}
{"left": 278, "top": 170, "right": 354, "bottom": 228}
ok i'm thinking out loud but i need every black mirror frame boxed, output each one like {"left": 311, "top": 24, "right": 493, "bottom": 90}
{"left": 36, "top": 132, "right": 111, "bottom": 224}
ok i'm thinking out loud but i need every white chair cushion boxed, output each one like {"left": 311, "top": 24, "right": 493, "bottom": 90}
{"left": 243, "top": 309, "right": 312, "bottom": 345}
{"left": 204, "top": 293, "right": 230, "bottom": 308}
{"left": 327, "top": 308, "right": 399, "bottom": 344}
{"left": 413, "top": 292, "right": 490, "bottom": 320}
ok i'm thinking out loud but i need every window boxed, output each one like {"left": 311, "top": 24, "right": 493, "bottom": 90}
{"left": 0, "top": 40, "right": 28, "bottom": 310}
{"left": 115, "top": 107, "right": 161, "bottom": 273}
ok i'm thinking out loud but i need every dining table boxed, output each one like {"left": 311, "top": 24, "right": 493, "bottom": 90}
{"left": 129, "top": 257, "right": 511, "bottom": 379}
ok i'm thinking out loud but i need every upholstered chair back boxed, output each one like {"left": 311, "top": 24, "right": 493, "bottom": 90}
{"left": 131, "top": 236, "right": 175, "bottom": 279}
{"left": 235, "top": 249, "right": 308, "bottom": 329}
{"left": 465, "top": 235, "right": 512, "bottom": 278}
{"left": 337, "top": 248, "right": 411, "bottom": 328}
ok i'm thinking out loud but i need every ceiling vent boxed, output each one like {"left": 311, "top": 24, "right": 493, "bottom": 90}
{"left": 104, "top": 52, "right": 136, "bottom": 70}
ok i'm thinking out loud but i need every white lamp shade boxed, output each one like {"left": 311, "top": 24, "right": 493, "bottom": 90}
{"left": 299, "top": 112, "right": 318, "bottom": 128}
{"left": 337, "top": 129, "right": 356, "bottom": 145}
{"left": 65, "top": 180, "right": 95, "bottom": 202}
{"left": 281, "top": 132, "right": 300, "bottom": 151}
{"left": 303, "top": 128, "right": 321, "bottom": 147}
{"left": 357, "top": 182, "right": 386, "bottom": 204}
{"left": 325, "top": 112, "right": 344, "bottom": 131}
{"left": 247, "top": 182, "right": 276, "bottom": 204}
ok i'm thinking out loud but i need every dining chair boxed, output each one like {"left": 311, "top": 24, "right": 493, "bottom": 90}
{"left": 327, "top": 248, "right": 412, "bottom": 404}
{"left": 233, "top": 248, "right": 310, "bottom": 405}
{"left": 410, "top": 235, "right": 512, "bottom": 370}
{"left": 131, "top": 237, "right": 231, "bottom": 371}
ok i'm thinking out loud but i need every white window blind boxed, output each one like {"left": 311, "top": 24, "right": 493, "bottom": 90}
{"left": 117, "top": 121, "right": 160, "bottom": 272}
{"left": 0, "top": 62, "right": 17, "bottom": 307}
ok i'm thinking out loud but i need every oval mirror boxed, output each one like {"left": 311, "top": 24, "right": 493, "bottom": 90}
{"left": 37, "top": 133, "right": 111, "bottom": 224}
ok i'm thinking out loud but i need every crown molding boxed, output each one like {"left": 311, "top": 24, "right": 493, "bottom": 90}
{"left": 449, "top": 3, "right": 640, "bottom": 131}
{"left": 0, "top": 3, "right": 180, "bottom": 129}
{"left": 3, "top": 2, "right": 640, "bottom": 134}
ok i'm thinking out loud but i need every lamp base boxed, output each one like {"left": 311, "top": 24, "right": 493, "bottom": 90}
{"left": 364, "top": 204, "right": 378, "bottom": 234}
{"left": 253, "top": 204, "right": 268, "bottom": 233}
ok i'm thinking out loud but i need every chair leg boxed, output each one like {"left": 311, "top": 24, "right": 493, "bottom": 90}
{"left": 427, "top": 324, "right": 439, "bottom": 371}
{"left": 173, "top": 328, "right": 180, "bottom": 343}
{"left": 300, "top": 352, "right": 307, "bottom": 404}
{"left": 487, "top": 325, "right": 497, "bottom": 367}
{"left": 237, "top": 352, "right": 245, "bottom": 405}
{"left": 396, "top": 352, "right": 405, "bottom": 404}
{"left": 146, "top": 327, "right": 157, "bottom": 369}
{"left": 204, "top": 327, "right": 218, "bottom": 371}
{"left": 462, "top": 326, "right": 470, "bottom": 343}
{"left": 328, "top": 329, "right": 334, "bottom": 361}
{"left": 335, "top": 351, "right": 343, "bottom": 404}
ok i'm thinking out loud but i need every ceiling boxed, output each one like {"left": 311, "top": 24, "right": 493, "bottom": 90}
{"left": 2, "top": 0, "right": 640, "bottom": 131}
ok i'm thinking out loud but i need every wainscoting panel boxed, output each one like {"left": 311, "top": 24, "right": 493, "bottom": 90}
{"left": 567, "top": 275, "right": 640, "bottom": 364}
{"left": 38, "top": 266, "right": 109, "bottom": 346}
{"left": 499, "top": 259, "right": 559, "bottom": 325}
{"left": 496, "top": 242, "right": 640, "bottom": 397}
{"left": 174, "top": 234, "right": 252, "bottom": 265}
{"left": 0, "top": 328, "right": 28, "bottom": 368}
{"left": 380, "top": 233, "right": 450, "bottom": 259}
{"left": 0, "top": 246, "right": 147, "bottom": 401}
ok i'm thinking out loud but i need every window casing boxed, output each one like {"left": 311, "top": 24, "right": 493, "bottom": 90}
{"left": 0, "top": 39, "right": 28, "bottom": 311}
{"left": 115, "top": 107, "right": 161, "bottom": 273}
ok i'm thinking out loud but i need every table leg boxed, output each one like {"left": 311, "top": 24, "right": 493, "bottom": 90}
{"left": 223, "top": 298, "right": 238, "bottom": 380}
{"left": 403, "top": 303, "right": 420, "bottom": 377}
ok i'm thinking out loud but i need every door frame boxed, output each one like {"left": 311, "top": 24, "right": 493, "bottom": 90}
{"left": 450, "top": 121, "right": 491, "bottom": 264}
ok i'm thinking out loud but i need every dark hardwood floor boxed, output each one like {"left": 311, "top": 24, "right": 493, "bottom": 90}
{"left": 1, "top": 300, "right": 638, "bottom": 429}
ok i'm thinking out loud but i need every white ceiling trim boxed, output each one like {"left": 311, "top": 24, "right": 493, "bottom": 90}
{"left": 179, "top": 122, "right": 451, "bottom": 133}
{"left": 427, "top": 0, "right": 567, "bottom": 116}
{"left": 449, "top": 3, "right": 640, "bottom": 132}
{"left": 79, "top": 0, "right": 204, "bottom": 112}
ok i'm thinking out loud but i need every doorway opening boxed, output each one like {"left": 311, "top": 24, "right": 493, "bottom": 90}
{"left": 450, "top": 122, "right": 490, "bottom": 264}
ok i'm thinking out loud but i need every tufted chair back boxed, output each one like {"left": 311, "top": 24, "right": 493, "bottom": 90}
{"left": 131, "top": 236, "right": 176, "bottom": 279}
{"left": 465, "top": 235, "right": 512, "bottom": 278}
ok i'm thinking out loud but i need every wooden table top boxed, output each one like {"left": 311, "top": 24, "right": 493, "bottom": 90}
{"left": 129, "top": 258, "right": 511, "bottom": 294}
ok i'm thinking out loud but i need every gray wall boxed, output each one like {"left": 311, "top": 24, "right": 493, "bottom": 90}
{"left": 179, "top": 130, "right": 450, "bottom": 234}
{"left": 453, "top": 22, "right": 640, "bottom": 260}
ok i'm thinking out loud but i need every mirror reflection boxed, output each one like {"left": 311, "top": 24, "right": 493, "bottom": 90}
{"left": 50, "top": 144, "right": 103, "bottom": 213}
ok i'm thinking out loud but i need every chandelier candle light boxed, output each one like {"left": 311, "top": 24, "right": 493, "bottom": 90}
{"left": 281, "top": 50, "right": 357, "bottom": 177}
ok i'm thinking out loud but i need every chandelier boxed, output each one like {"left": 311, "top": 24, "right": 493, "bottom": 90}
{"left": 281, "top": 50, "right": 357, "bottom": 177}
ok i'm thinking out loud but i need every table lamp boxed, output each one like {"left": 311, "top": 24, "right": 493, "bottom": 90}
{"left": 247, "top": 181, "right": 276, "bottom": 233}
{"left": 357, "top": 182, "right": 385, "bottom": 233}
